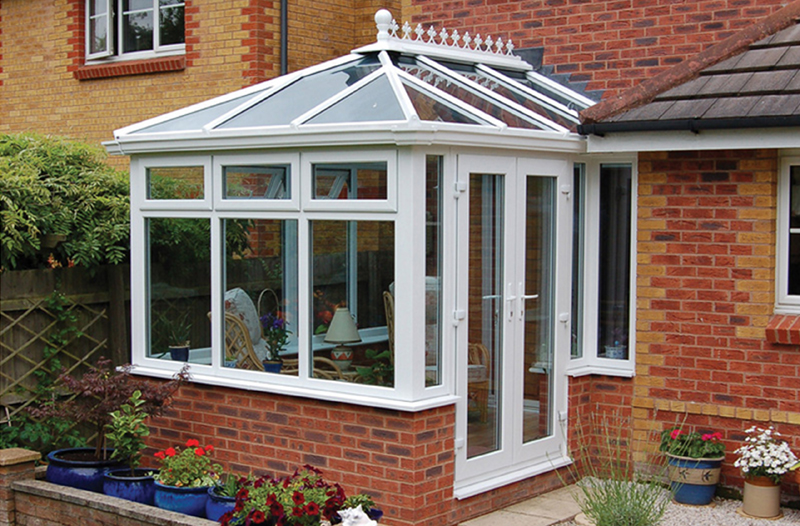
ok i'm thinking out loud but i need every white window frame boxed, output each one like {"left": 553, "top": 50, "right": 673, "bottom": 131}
{"left": 129, "top": 149, "right": 458, "bottom": 412}
{"left": 213, "top": 153, "right": 301, "bottom": 212}
{"left": 777, "top": 157, "right": 800, "bottom": 313}
{"left": 567, "top": 157, "right": 637, "bottom": 378}
{"left": 85, "top": 0, "right": 186, "bottom": 63}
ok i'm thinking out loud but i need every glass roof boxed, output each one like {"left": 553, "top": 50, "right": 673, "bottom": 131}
{"left": 118, "top": 11, "right": 594, "bottom": 141}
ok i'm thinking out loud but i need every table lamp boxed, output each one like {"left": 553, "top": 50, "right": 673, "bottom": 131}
{"left": 324, "top": 307, "right": 361, "bottom": 371}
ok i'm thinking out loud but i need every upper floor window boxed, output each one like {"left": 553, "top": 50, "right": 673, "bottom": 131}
{"left": 87, "top": 0, "right": 185, "bottom": 62}
{"left": 778, "top": 160, "right": 800, "bottom": 312}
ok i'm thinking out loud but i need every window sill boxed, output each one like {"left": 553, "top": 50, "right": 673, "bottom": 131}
{"left": 766, "top": 314, "right": 800, "bottom": 345}
{"left": 74, "top": 56, "right": 185, "bottom": 81}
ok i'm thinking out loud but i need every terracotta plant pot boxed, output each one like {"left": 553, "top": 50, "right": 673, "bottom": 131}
{"left": 740, "top": 475, "right": 782, "bottom": 519}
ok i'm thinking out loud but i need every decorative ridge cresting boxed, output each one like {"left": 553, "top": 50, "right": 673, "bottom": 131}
{"left": 374, "top": 9, "right": 516, "bottom": 57}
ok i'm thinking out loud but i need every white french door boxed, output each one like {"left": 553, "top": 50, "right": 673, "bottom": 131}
{"left": 454, "top": 155, "right": 572, "bottom": 496}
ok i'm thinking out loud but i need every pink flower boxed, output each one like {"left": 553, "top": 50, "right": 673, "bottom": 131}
{"left": 670, "top": 429, "right": 685, "bottom": 440}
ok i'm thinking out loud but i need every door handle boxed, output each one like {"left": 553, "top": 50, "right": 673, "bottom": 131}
{"left": 506, "top": 283, "right": 517, "bottom": 320}
{"left": 518, "top": 283, "right": 538, "bottom": 321}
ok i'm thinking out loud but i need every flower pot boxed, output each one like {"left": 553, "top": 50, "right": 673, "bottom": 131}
{"left": 103, "top": 468, "right": 156, "bottom": 505}
{"left": 169, "top": 345, "right": 190, "bottom": 362}
{"left": 603, "top": 345, "right": 626, "bottom": 359}
{"left": 154, "top": 481, "right": 210, "bottom": 517}
{"left": 740, "top": 476, "right": 782, "bottom": 519}
{"left": 666, "top": 453, "right": 724, "bottom": 506}
{"left": 206, "top": 486, "right": 236, "bottom": 521}
{"left": 330, "top": 349, "right": 353, "bottom": 371}
{"left": 262, "top": 360, "right": 282, "bottom": 373}
{"left": 46, "top": 448, "right": 126, "bottom": 493}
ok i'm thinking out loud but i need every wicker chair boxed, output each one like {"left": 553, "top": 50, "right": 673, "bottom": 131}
{"left": 281, "top": 357, "right": 346, "bottom": 380}
{"left": 223, "top": 312, "right": 263, "bottom": 370}
{"left": 467, "top": 342, "right": 491, "bottom": 423}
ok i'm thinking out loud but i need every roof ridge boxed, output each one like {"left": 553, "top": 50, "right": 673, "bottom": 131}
{"left": 580, "top": 1, "right": 800, "bottom": 125}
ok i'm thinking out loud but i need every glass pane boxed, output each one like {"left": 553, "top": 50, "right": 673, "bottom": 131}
{"left": 310, "top": 220, "right": 395, "bottom": 386}
{"left": 571, "top": 164, "right": 586, "bottom": 359}
{"left": 147, "top": 166, "right": 204, "bottom": 200}
{"left": 219, "top": 57, "right": 381, "bottom": 129}
{"left": 223, "top": 165, "right": 290, "bottom": 200}
{"left": 312, "top": 162, "right": 387, "bottom": 200}
{"left": 425, "top": 156, "right": 443, "bottom": 387}
{"left": 467, "top": 173, "right": 504, "bottom": 459}
{"left": 791, "top": 233, "right": 800, "bottom": 296}
{"left": 125, "top": 0, "right": 153, "bottom": 9}
{"left": 791, "top": 166, "right": 800, "bottom": 229}
{"left": 306, "top": 75, "right": 405, "bottom": 124}
{"left": 522, "top": 176, "right": 556, "bottom": 443}
{"left": 148, "top": 218, "right": 211, "bottom": 362}
{"left": 134, "top": 93, "right": 260, "bottom": 134}
{"left": 400, "top": 59, "right": 542, "bottom": 129}
{"left": 224, "top": 219, "right": 298, "bottom": 375}
{"left": 89, "top": 17, "right": 109, "bottom": 55}
{"left": 403, "top": 82, "right": 482, "bottom": 124}
{"left": 597, "top": 164, "right": 632, "bottom": 359}
{"left": 123, "top": 10, "right": 154, "bottom": 53}
{"left": 90, "top": 0, "right": 108, "bottom": 13}
{"left": 159, "top": 5, "right": 184, "bottom": 46}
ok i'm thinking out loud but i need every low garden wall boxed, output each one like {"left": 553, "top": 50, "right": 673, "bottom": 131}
{"left": 0, "top": 448, "right": 215, "bottom": 526}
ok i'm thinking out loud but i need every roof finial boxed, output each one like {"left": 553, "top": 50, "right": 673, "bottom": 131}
{"left": 375, "top": 9, "right": 393, "bottom": 41}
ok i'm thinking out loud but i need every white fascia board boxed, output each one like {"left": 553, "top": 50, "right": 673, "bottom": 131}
{"left": 585, "top": 127, "right": 800, "bottom": 153}
{"left": 353, "top": 39, "right": 532, "bottom": 72}
{"left": 128, "top": 365, "right": 459, "bottom": 412}
{"left": 109, "top": 123, "right": 586, "bottom": 156}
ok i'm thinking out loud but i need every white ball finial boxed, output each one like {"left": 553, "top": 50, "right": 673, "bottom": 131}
{"left": 375, "top": 9, "right": 393, "bottom": 40}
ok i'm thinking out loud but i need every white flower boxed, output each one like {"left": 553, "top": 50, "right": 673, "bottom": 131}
{"left": 735, "top": 426, "right": 798, "bottom": 478}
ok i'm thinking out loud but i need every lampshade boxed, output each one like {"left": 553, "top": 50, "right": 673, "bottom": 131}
{"left": 324, "top": 307, "right": 362, "bottom": 344}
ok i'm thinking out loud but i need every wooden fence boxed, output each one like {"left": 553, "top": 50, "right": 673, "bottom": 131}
{"left": 0, "top": 266, "right": 130, "bottom": 420}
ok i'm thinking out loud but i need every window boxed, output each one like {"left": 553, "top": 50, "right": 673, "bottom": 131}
{"left": 87, "top": 0, "right": 185, "bottom": 61}
{"left": 569, "top": 161, "right": 635, "bottom": 376}
{"left": 777, "top": 160, "right": 800, "bottom": 312}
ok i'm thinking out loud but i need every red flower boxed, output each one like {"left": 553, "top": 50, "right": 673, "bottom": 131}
{"left": 270, "top": 502, "right": 284, "bottom": 516}
{"left": 266, "top": 493, "right": 278, "bottom": 506}
{"left": 292, "top": 506, "right": 304, "bottom": 517}
{"left": 251, "top": 510, "right": 266, "bottom": 523}
{"left": 205, "top": 444, "right": 214, "bottom": 453}
{"left": 305, "top": 502, "right": 320, "bottom": 516}
{"left": 186, "top": 438, "right": 200, "bottom": 448}
{"left": 154, "top": 451, "right": 165, "bottom": 460}
{"left": 165, "top": 447, "right": 177, "bottom": 457}
{"left": 194, "top": 448, "right": 205, "bottom": 456}
{"left": 292, "top": 490, "right": 305, "bottom": 506}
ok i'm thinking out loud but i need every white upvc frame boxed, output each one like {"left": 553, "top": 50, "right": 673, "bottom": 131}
{"left": 129, "top": 148, "right": 458, "bottom": 411}
{"left": 136, "top": 155, "right": 212, "bottom": 211}
{"left": 301, "top": 149, "right": 398, "bottom": 212}
{"left": 213, "top": 152, "right": 301, "bottom": 211}
{"left": 85, "top": 0, "right": 186, "bottom": 63}
{"left": 567, "top": 156, "right": 637, "bottom": 378}
{"left": 776, "top": 156, "right": 800, "bottom": 313}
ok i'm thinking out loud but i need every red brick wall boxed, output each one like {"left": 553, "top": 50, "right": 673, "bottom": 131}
{"left": 636, "top": 149, "right": 800, "bottom": 495}
{"left": 405, "top": 0, "right": 788, "bottom": 98}
{"left": 146, "top": 385, "right": 455, "bottom": 526}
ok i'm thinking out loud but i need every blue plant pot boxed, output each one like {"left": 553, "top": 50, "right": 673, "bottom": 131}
{"left": 46, "top": 448, "right": 126, "bottom": 493}
{"left": 103, "top": 468, "right": 157, "bottom": 505}
{"left": 169, "top": 346, "right": 190, "bottom": 361}
{"left": 206, "top": 486, "right": 236, "bottom": 521}
{"left": 154, "top": 481, "right": 210, "bottom": 517}
{"left": 262, "top": 361, "right": 282, "bottom": 373}
{"left": 667, "top": 454, "right": 724, "bottom": 506}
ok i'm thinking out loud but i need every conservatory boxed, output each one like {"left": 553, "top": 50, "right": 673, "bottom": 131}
{"left": 106, "top": 10, "right": 635, "bottom": 496}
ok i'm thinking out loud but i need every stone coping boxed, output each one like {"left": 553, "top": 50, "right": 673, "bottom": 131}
{"left": 0, "top": 448, "right": 40, "bottom": 466}
{"left": 11, "top": 479, "right": 217, "bottom": 526}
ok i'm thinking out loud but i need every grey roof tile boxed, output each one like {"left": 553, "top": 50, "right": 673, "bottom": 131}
{"left": 777, "top": 46, "right": 800, "bottom": 67}
{"left": 660, "top": 99, "right": 717, "bottom": 120}
{"left": 741, "top": 69, "right": 797, "bottom": 93}
{"left": 655, "top": 76, "right": 710, "bottom": 100}
{"left": 768, "top": 23, "right": 800, "bottom": 45}
{"left": 608, "top": 100, "right": 674, "bottom": 122}
{"left": 733, "top": 47, "right": 789, "bottom": 70}
{"left": 746, "top": 94, "right": 800, "bottom": 116}
{"left": 698, "top": 72, "right": 753, "bottom": 96}
{"left": 703, "top": 96, "right": 761, "bottom": 118}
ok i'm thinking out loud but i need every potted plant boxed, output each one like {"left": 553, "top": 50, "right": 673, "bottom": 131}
{"left": 734, "top": 425, "right": 798, "bottom": 519}
{"left": 206, "top": 473, "right": 249, "bottom": 521}
{"left": 102, "top": 390, "right": 157, "bottom": 505}
{"left": 260, "top": 311, "right": 291, "bottom": 373}
{"left": 152, "top": 439, "right": 222, "bottom": 517}
{"left": 659, "top": 427, "right": 726, "bottom": 506}
{"left": 153, "top": 309, "right": 192, "bottom": 361}
{"left": 30, "top": 358, "right": 189, "bottom": 493}
{"left": 219, "top": 465, "right": 381, "bottom": 525}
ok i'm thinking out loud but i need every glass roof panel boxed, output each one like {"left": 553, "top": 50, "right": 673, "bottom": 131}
{"left": 305, "top": 74, "right": 405, "bottom": 124}
{"left": 459, "top": 69, "right": 578, "bottom": 130}
{"left": 399, "top": 58, "right": 543, "bottom": 130}
{"left": 402, "top": 81, "right": 482, "bottom": 124}
{"left": 132, "top": 92, "right": 262, "bottom": 134}
{"left": 217, "top": 56, "right": 381, "bottom": 129}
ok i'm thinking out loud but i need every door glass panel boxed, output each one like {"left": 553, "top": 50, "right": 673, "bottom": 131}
{"left": 571, "top": 164, "right": 586, "bottom": 359}
{"left": 790, "top": 167, "right": 800, "bottom": 295}
{"left": 425, "top": 156, "right": 443, "bottom": 387}
{"left": 522, "top": 177, "right": 556, "bottom": 443}
{"left": 467, "top": 173, "right": 504, "bottom": 459}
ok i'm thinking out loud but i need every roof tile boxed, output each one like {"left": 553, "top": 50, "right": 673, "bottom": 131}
{"left": 703, "top": 96, "right": 761, "bottom": 118}
{"left": 746, "top": 93, "right": 800, "bottom": 116}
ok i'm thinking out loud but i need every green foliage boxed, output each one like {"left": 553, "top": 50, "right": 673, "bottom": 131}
{"left": 0, "top": 133, "right": 130, "bottom": 271}
{"left": 214, "top": 473, "right": 250, "bottom": 498}
{"left": 355, "top": 349, "right": 393, "bottom": 386}
{"left": 106, "top": 390, "right": 151, "bottom": 475}
{"left": 343, "top": 493, "right": 375, "bottom": 512}
{"left": 562, "top": 413, "right": 672, "bottom": 526}
{"left": 660, "top": 427, "right": 725, "bottom": 459}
